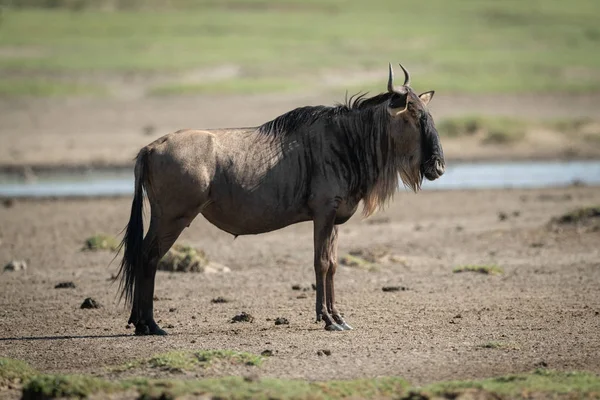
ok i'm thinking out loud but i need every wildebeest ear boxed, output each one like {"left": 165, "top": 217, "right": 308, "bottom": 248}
{"left": 419, "top": 91, "right": 435, "bottom": 105}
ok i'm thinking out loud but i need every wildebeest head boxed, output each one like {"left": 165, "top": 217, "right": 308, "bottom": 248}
{"left": 385, "top": 63, "right": 445, "bottom": 183}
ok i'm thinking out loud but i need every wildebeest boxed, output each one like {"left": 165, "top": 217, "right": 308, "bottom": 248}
{"left": 118, "top": 63, "right": 445, "bottom": 335}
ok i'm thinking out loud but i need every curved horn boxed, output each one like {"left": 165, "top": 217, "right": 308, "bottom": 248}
{"left": 398, "top": 63, "right": 411, "bottom": 86}
{"left": 387, "top": 62, "right": 394, "bottom": 92}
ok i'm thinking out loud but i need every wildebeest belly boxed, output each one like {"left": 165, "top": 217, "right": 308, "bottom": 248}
{"left": 201, "top": 171, "right": 312, "bottom": 235}
{"left": 201, "top": 201, "right": 312, "bottom": 236}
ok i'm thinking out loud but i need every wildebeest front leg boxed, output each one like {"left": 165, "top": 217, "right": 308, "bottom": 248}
{"left": 326, "top": 226, "right": 352, "bottom": 330}
{"left": 313, "top": 208, "right": 344, "bottom": 331}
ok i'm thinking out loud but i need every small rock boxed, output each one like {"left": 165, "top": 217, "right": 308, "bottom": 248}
{"left": 55, "top": 281, "right": 76, "bottom": 289}
{"left": 2, "top": 198, "right": 14, "bottom": 208}
{"left": 4, "top": 260, "right": 27, "bottom": 272}
{"left": 291, "top": 284, "right": 302, "bottom": 291}
{"left": 512, "top": 211, "right": 521, "bottom": 217}
{"left": 80, "top": 297, "right": 100, "bottom": 309}
{"left": 382, "top": 286, "right": 408, "bottom": 292}
{"left": 530, "top": 242, "right": 544, "bottom": 248}
{"left": 311, "top": 283, "right": 317, "bottom": 291}
{"left": 317, "top": 349, "right": 332, "bottom": 356}
{"left": 296, "top": 293, "right": 308, "bottom": 299}
{"left": 274, "top": 317, "right": 289, "bottom": 325}
{"left": 211, "top": 296, "right": 229, "bottom": 304}
{"left": 166, "top": 324, "right": 174, "bottom": 329}
{"left": 534, "top": 360, "right": 548, "bottom": 369}
{"left": 498, "top": 212, "right": 508, "bottom": 221}
{"left": 204, "top": 263, "right": 231, "bottom": 274}
{"left": 231, "top": 312, "right": 254, "bottom": 323}
{"left": 261, "top": 349, "right": 274, "bottom": 357}
{"left": 453, "top": 314, "right": 462, "bottom": 319}
{"left": 169, "top": 307, "right": 177, "bottom": 312}
{"left": 4, "top": 260, "right": 27, "bottom": 271}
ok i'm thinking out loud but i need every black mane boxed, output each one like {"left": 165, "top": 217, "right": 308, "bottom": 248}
{"left": 257, "top": 92, "right": 393, "bottom": 137}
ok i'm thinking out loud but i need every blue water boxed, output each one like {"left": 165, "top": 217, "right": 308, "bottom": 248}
{"left": 0, "top": 161, "right": 599, "bottom": 198}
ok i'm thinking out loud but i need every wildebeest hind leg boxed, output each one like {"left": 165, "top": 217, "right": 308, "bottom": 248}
{"left": 129, "top": 215, "right": 188, "bottom": 335}
{"left": 326, "top": 226, "right": 352, "bottom": 330}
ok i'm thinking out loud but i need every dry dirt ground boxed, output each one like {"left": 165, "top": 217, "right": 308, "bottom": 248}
{"left": 0, "top": 186, "right": 599, "bottom": 393}
{"left": 2, "top": 92, "right": 600, "bottom": 168}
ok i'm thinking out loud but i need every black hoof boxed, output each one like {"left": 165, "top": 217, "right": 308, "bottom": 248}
{"left": 325, "top": 323, "right": 344, "bottom": 331}
{"left": 134, "top": 321, "right": 168, "bottom": 336}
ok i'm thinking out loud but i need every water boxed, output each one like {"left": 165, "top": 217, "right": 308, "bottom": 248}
{"left": 0, "top": 161, "right": 599, "bottom": 198}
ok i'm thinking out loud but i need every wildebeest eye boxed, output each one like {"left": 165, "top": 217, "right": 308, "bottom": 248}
{"left": 389, "top": 93, "right": 407, "bottom": 109}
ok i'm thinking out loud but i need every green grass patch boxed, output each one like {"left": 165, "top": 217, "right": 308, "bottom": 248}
{"left": 421, "top": 369, "right": 600, "bottom": 399}
{"left": 550, "top": 117, "right": 596, "bottom": 133}
{"left": 453, "top": 264, "right": 504, "bottom": 275}
{"left": 0, "top": 78, "right": 105, "bottom": 97}
{"left": 195, "top": 350, "right": 263, "bottom": 367}
{"left": 1, "top": 1, "right": 600, "bottom": 94}
{"left": 551, "top": 206, "right": 600, "bottom": 232}
{"left": 0, "top": 358, "right": 36, "bottom": 385}
{"left": 82, "top": 234, "right": 120, "bottom": 251}
{"left": 149, "top": 78, "right": 303, "bottom": 96}
{"left": 23, "top": 374, "right": 118, "bottom": 399}
{"left": 339, "top": 254, "right": 379, "bottom": 272}
{"left": 553, "top": 206, "right": 600, "bottom": 225}
{"left": 116, "top": 349, "right": 264, "bottom": 373}
{"left": 4, "top": 357, "right": 600, "bottom": 399}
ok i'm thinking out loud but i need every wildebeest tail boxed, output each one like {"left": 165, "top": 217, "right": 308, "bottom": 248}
{"left": 117, "top": 148, "right": 149, "bottom": 305}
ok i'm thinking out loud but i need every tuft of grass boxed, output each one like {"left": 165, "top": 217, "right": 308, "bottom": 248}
{"left": 148, "top": 78, "right": 303, "bottom": 96}
{"left": 453, "top": 264, "right": 504, "bottom": 275}
{"left": 22, "top": 374, "right": 117, "bottom": 399}
{"left": 148, "top": 351, "right": 196, "bottom": 371}
{"left": 195, "top": 349, "right": 263, "bottom": 367}
{"left": 550, "top": 206, "right": 600, "bottom": 233}
{"left": 118, "top": 349, "right": 264, "bottom": 373}
{"left": 0, "top": 358, "right": 36, "bottom": 385}
{"left": 82, "top": 234, "right": 119, "bottom": 252}
{"left": 339, "top": 254, "right": 379, "bottom": 272}
{"left": 553, "top": 206, "right": 600, "bottom": 225}
{"left": 0, "top": 79, "right": 105, "bottom": 97}
{"left": 157, "top": 244, "right": 209, "bottom": 273}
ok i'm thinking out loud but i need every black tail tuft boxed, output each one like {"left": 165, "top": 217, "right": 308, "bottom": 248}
{"left": 117, "top": 148, "right": 149, "bottom": 305}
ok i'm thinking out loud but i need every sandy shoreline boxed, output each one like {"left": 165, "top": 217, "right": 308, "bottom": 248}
{"left": 2, "top": 93, "right": 600, "bottom": 170}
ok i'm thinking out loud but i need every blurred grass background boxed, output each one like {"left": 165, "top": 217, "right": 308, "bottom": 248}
{"left": 1, "top": 0, "right": 599, "bottom": 96}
